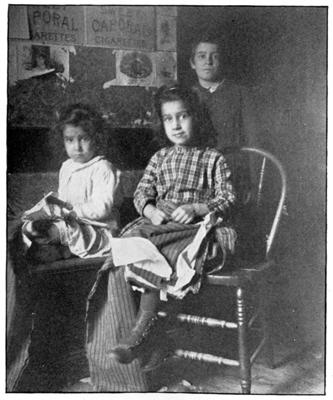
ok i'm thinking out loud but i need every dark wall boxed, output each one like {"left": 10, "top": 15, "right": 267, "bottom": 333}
{"left": 7, "top": 126, "right": 159, "bottom": 173}
{"left": 178, "top": 7, "right": 327, "bottom": 341}
{"left": 178, "top": 6, "right": 293, "bottom": 87}
{"left": 177, "top": 6, "right": 326, "bottom": 344}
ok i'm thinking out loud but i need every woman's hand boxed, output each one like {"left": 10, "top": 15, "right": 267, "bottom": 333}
{"left": 171, "top": 204, "right": 196, "bottom": 224}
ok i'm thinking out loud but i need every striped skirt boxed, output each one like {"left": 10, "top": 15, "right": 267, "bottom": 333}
{"left": 86, "top": 257, "right": 148, "bottom": 392}
{"left": 121, "top": 216, "right": 236, "bottom": 299}
{"left": 120, "top": 218, "right": 211, "bottom": 299}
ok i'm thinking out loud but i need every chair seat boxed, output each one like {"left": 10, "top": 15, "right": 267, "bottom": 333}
{"left": 205, "top": 257, "right": 275, "bottom": 286}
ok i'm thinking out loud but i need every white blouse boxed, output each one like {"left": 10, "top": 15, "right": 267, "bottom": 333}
{"left": 58, "top": 156, "right": 123, "bottom": 232}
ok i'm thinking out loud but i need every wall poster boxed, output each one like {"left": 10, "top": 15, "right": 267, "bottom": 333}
{"left": 103, "top": 50, "right": 156, "bottom": 88}
{"left": 70, "top": 47, "right": 116, "bottom": 86}
{"left": 16, "top": 42, "right": 70, "bottom": 81}
{"left": 86, "top": 5, "right": 155, "bottom": 51}
{"left": 156, "top": 15, "right": 177, "bottom": 52}
{"left": 26, "top": 5, "right": 85, "bottom": 45}
{"left": 155, "top": 52, "right": 177, "bottom": 87}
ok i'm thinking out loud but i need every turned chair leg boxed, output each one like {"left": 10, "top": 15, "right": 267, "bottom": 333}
{"left": 260, "top": 286, "right": 275, "bottom": 369}
{"left": 237, "top": 286, "right": 251, "bottom": 394}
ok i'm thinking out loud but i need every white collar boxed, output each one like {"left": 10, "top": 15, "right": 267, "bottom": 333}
{"left": 200, "top": 79, "right": 225, "bottom": 93}
{"left": 67, "top": 155, "right": 104, "bottom": 172}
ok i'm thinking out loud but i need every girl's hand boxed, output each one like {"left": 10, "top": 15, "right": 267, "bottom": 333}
{"left": 171, "top": 205, "right": 196, "bottom": 224}
{"left": 150, "top": 208, "right": 169, "bottom": 225}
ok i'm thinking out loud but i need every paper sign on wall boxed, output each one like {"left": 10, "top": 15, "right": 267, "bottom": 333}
{"left": 17, "top": 42, "right": 70, "bottom": 81}
{"left": 156, "top": 15, "right": 177, "bottom": 52}
{"left": 70, "top": 46, "right": 116, "bottom": 85}
{"left": 27, "top": 5, "right": 85, "bottom": 45}
{"left": 103, "top": 50, "right": 156, "bottom": 87}
{"left": 86, "top": 5, "right": 155, "bottom": 51}
{"left": 156, "top": 52, "right": 177, "bottom": 87}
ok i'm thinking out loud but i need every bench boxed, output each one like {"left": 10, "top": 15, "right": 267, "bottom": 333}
{"left": 7, "top": 170, "right": 143, "bottom": 392}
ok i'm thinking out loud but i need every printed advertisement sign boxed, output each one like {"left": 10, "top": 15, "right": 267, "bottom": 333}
{"left": 27, "top": 5, "right": 85, "bottom": 45}
{"left": 86, "top": 5, "right": 155, "bottom": 51}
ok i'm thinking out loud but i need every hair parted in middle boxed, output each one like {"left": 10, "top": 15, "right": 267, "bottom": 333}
{"left": 152, "top": 83, "right": 217, "bottom": 148}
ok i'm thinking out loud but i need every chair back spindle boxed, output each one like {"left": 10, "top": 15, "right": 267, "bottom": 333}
{"left": 257, "top": 157, "right": 267, "bottom": 207}
{"left": 240, "top": 147, "right": 287, "bottom": 258}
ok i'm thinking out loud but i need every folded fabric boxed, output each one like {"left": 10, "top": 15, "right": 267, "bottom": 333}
{"left": 112, "top": 213, "right": 222, "bottom": 300}
{"left": 164, "top": 213, "right": 217, "bottom": 297}
{"left": 22, "top": 191, "right": 61, "bottom": 221}
{"left": 111, "top": 237, "right": 172, "bottom": 279}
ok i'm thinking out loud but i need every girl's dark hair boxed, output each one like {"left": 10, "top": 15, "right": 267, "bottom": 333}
{"left": 153, "top": 83, "right": 216, "bottom": 148}
{"left": 53, "top": 103, "right": 109, "bottom": 157}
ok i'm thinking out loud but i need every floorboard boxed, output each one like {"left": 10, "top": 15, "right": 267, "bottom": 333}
{"left": 61, "top": 340, "right": 325, "bottom": 394}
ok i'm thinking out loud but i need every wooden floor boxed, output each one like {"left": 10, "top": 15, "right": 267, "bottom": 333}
{"left": 57, "top": 251, "right": 326, "bottom": 395}
{"left": 157, "top": 341, "right": 325, "bottom": 394}
{"left": 62, "top": 338, "right": 325, "bottom": 394}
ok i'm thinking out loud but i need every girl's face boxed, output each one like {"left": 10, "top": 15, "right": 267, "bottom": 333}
{"left": 161, "top": 100, "right": 194, "bottom": 148}
{"left": 63, "top": 125, "right": 96, "bottom": 164}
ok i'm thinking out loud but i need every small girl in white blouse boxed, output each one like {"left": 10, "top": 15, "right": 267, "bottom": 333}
{"left": 22, "top": 104, "right": 123, "bottom": 261}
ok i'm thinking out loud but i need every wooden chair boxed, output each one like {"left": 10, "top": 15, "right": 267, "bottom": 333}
{"left": 157, "top": 147, "right": 287, "bottom": 394}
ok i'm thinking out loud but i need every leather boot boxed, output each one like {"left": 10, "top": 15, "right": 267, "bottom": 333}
{"left": 141, "top": 335, "right": 176, "bottom": 372}
{"left": 107, "top": 308, "right": 158, "bottom": 364}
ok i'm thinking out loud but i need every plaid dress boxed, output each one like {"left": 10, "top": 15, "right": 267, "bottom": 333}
{"left": 120, "top": 146, "right": 236, "bottom": 298}
{"left": 134, "top": 146, "right": 235, "bottom": 217}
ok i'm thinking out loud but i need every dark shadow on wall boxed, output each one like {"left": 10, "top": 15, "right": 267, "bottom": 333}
{"left": 7, "top": 126, "right": 160, "bottom": 173}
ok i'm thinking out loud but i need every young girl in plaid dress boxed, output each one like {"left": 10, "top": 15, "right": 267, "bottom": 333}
{"left": 105, "top": 84, "right": 236, "bottom": 370}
